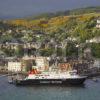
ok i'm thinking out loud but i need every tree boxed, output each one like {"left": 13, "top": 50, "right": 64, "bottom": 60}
{"left": 40, "top": 48, "right": 54, "bottom": 56}
{"left": 14, "top": 45, "right": 24, "bottom": 57}
{"left": 66, "top": 42, "right": 78, "bottom": 57}
{"left": 91, "top": 43, "right": 100, "bottom": 58}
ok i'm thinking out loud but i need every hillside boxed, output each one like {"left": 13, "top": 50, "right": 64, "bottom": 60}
{"left": 0, "top": 7, "right": 100, "bottom": 58}
{"left": 26, "top": 6, "right": 100, "bottom": 20}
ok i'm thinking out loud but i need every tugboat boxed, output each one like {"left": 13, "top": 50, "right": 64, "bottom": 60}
{"left": 12, "top": 69, "right": 87, "bottom": 85}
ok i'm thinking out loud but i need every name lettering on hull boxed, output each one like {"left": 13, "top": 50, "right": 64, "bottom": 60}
{"left": 40, "top": 81, "right": 62, "bottom": 84}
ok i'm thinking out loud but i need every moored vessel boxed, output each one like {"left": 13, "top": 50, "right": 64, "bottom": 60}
{"left": 12, "top": 69, "right": 87, "bottom": 85}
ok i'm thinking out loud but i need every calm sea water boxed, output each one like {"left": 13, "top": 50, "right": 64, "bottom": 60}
{"left": 0, "top": 76, "right": 100, "bottom": 100}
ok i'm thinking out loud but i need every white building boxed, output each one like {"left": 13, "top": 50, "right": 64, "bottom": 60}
{"left": 86, "top": 37, "right": 100, "bottom": 43}
{"left": 8, "top": 62, "right": 22, "bottom": 72}
{"left": 93, "top": 59, "right": 100, "bottom": 68}
{"left": 96, "top": 19, "right": 100, "bottom": 28}
{"left": 35, "top": 57, "right": 49, "bottom": 71}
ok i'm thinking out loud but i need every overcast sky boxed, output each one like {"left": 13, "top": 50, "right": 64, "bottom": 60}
{"left": 0, "top": 0, "right": 100, "bottom": 18}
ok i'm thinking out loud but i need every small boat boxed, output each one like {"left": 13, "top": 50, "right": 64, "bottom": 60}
{"left": 12, "top": 70, "right": 87, "bottom": 86}
{"left": 92, "top": 77, "right": 98, "bottom": 82}
{"left": 8, "top": 76, "right": 14, "bottom": 84}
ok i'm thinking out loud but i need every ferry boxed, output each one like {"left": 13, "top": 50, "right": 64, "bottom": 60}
{"left": 11, "top": 69, "right": 87, "bottom": 85}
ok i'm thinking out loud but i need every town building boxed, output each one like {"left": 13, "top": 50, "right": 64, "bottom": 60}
{"left": 84, "top": 48, "right": 92, "bottom": 59}
{"left": 58, "top": 63, "right": 72, "bottom": 72}
{"left": 86, "top": 37, "right": 100, "bottom": 43}
{"left": 7, "top": 56, "right": 50, "bottom": 72}
{"left": 93, "top": 59, "right": 100, "bottom": 68}
{"left": 96, "top": 18, "right": 100, "bottom": 28}
{"left": 35, "top": 57, "right": 49, "bottom": 71}
{"left": 8, "top": 62, "right": 22, "bottom": 72}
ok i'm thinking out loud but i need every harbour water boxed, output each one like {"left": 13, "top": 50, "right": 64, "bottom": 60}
{"left": 0, "top": 76, "right": 100, "bottom": 100}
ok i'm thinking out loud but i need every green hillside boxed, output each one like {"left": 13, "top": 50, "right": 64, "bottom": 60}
{"left": 27, "top": 6, "right": 100, "bottom": 20}
{"left": 0, "top": 7, "right": 100, "bottom": 58}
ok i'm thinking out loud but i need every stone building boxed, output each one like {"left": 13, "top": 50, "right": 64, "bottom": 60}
{"left": 96, "top": 18, "right": 100, "bottom": 28}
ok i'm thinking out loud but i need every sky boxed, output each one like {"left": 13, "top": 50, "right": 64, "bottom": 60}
{"left": 0, "top": 0, "right": 100, "bottom": 19}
